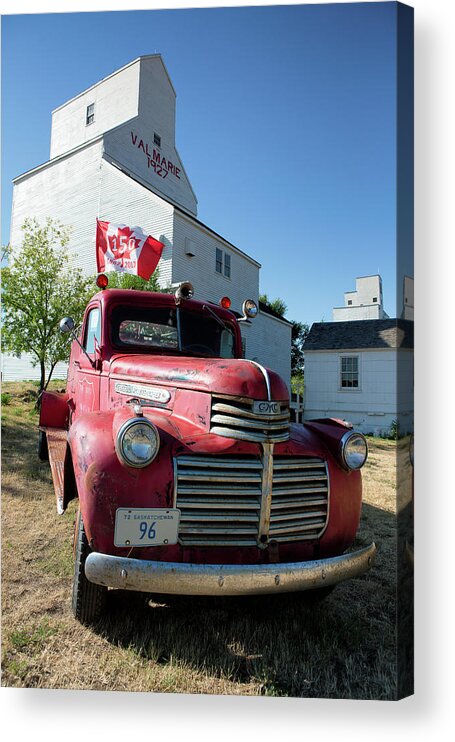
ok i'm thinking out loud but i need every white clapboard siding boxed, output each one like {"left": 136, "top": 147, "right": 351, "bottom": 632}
{"left": 99, "top": 159, "right": 175, "bottom": 287}
{"left": 240, "top": 311, "right": 292, "bottom": 391}
{"left": 171, "top": 210, "right": 260, "bottom": 312}
{"left": 1, "top": 353, "right": 68, "bottom": 383}
{"left": 304, "top": 348, "right": 414, "bottom": 435}
{"left": 10, "top": 139, "right": 104, "bottom": 271}
{"left": 50, "top": 59, "right": 140, "bottom": 159}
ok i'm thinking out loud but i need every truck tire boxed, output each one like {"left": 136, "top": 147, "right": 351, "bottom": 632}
{"left": 38, "top": 430, "right": 48, "bottom": 461}
{"left": 72, "top": 511, "right": 107, "bottom": 625}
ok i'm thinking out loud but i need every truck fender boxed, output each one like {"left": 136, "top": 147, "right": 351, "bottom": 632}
{"left": 66, "top": 410, "right": 119, "bottom": 547}
{"left": 39, "top": 390, "right": 70, "bottom": 429}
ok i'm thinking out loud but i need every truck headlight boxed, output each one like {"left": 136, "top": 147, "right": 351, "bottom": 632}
{"left": 340, "top": 431, "right": 368, "bottom": 470}
{"left": 116, "top": 418, "right": 160, "bottom": 468}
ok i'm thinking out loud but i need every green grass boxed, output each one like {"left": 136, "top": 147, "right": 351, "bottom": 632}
{"left": 9, "top": 619, "right": 58, "bottom": 653}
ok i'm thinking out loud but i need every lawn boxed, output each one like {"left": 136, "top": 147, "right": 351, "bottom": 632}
{"left": 1, "top": 381, "right": 413, "bottom": 698}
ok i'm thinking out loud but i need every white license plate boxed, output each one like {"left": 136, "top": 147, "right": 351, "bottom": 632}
{"left": 114, "top": 508, "right": 180, "bottom": 547}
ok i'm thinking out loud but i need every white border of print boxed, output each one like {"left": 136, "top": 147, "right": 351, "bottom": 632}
{"left": 1, "top": 1, "right": 454, "bottom": 741}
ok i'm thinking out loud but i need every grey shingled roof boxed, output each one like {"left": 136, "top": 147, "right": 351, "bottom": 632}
{"left": 304, "top": 319, "right": 414, "bottom": 351}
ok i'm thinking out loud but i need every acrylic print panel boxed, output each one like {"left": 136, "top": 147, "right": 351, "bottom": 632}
{"left": 1, "top": 1, "right": 413, "bottom": 700}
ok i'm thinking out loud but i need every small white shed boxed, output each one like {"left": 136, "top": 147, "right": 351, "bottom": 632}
{"left": 303, "top": 319, "right": 414, "bottom": 436}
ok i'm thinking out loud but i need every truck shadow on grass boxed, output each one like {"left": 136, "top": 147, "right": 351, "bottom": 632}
{"left": 91, "top": 501, "right": 412, "bottom": 700}
{"left": 1, "top": 413, "right": 53, "bottom": 495}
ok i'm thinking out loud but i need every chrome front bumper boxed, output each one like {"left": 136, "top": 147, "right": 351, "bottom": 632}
{"left": 85, "top": 542, "right": 376, "bottom": 596}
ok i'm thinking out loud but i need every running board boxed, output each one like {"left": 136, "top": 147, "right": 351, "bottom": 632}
{"left": 44, "top": 428, "right": 68, "bottom": 515}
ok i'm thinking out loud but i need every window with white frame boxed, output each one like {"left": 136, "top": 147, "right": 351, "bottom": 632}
{"left": 215, "top": 248, "right": 231, "bottom": 278}
{"left": 215, "top": 248, "right": 223, "bottom": 274}
{"left": 224, "top": 253, "right": 231, "bottom": 278}
{"left": 340, "top": 355, "right": 359, "bottom": 388}
{"left": 86, "top": 103, "right": 95, "bottom": 126}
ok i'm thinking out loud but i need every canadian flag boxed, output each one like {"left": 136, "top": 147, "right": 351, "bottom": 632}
{"left": 96, "top": 220, "right": 164, "bottom": 280}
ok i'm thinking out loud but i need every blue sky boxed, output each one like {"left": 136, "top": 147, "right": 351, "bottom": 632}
{"left": 1, "top": 2, "right": 412, "bottom": 326}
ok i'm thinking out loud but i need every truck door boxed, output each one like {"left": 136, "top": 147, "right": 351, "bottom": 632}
{"left": 74, "top": 305, "right": 102, "bottom": 414}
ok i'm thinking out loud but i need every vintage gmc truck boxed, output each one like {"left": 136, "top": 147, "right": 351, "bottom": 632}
{"left": 39, "top": 279, "right": 376, "bottom": 624}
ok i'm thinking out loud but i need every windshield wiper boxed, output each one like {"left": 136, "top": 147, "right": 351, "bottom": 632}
{"left": 202, "top": 303, "right": 229, "bottom": 331}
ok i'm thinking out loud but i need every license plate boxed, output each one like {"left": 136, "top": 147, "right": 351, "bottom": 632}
{"left": 252, "top": 400, "right": 281, "bottom": 415}
{"left": 114, "top": 508, "right": 180, "bottom": 547}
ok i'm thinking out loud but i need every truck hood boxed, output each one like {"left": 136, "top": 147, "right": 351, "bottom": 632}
{"left": 109, "top": 355, "right": 289, "bottom": 401}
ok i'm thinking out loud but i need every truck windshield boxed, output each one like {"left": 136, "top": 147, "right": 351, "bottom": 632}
{"left": 110, "top": 305, "right": 236, "bottom": 358}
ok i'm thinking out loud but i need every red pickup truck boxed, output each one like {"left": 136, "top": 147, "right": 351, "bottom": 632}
{"left": 39, "top": 280, "right": 375, "bottom": 624}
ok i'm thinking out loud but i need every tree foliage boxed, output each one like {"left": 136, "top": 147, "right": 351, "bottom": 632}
{"left": 1, "top": 218, "right": 94, "bottom": 394}
{"left": 101, "top": 270, "right": 163, "bottom": 292}
{"left": 259, "top": 293, "right": 288, "bottom": 318}
{"left": 258, "top": 293, "right": 309, "bottom": 379}
{"left": 291, "top": 320, "right": 309, "bottom": 376}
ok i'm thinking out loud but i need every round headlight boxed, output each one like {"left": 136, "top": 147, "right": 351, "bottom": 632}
{"left": 340, "top": 431, "right": 368, "bottom": 470}
{"left": 116, "top": 418, "right": 160, "bottom": 468}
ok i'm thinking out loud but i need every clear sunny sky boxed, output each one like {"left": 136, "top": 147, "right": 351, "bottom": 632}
{"left": 1, "top": 2, "right": 412, "bottom": 326}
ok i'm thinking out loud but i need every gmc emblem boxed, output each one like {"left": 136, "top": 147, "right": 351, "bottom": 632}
{"left": 252, "top": 401, "right": 281, "bottom": 415}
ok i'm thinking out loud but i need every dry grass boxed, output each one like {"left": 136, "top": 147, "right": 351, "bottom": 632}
{"left": 1, "top": 381, "right": 413, "bottom": 698}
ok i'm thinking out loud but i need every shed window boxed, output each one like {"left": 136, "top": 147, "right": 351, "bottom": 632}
{"left": 86, "top": 103, "right": 95, "bottom": 126}
{"left": 216, "top": 248, "right": 223, "bottom": 274}
{"left": 340, "top": 356, "right": 359, "bottom": 389}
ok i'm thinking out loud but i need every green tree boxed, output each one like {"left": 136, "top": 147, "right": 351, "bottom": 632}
{"left": 259, "top": 293, "right": 288, "bottom": 317}
{"left": 291, "top": 320, "right": 309, "bottom": 376}
{"left": 1, "top": 218, "right": 94, "bottom": 394}
{"left": 258, "top": 293, "right": 309, "bottom": 380}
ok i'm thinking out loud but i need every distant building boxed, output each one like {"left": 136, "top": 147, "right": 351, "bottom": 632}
{"left": 402, "top": 276, "right": 414, "bottom": 320}
{"left": 332, "top": 275, "right": 389, "bottom": 321}
{"left": 3, "top": 55, "right": 291, "bottom": 384}
{"left": 303, "top": 319, "right": 414, "bottom": 436}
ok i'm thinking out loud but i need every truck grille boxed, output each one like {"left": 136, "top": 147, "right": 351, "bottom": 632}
{"left": 210, "top": 395, "right": 290, "bottom": 443}
{"left": 174, "top": 455, "right": 329, "bottom": 547}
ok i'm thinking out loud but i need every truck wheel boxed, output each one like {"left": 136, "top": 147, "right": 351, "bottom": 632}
{"left": 72, "top": 511, "right": 107, "bottom": 625}
{"left": 38, "top": 430, "right": 48, "bottom": 461}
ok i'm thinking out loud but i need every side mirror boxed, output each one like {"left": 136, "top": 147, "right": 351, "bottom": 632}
{"left": 238, "top": 299, "right": 258, "bottom": 323}
{"left": 59, "top": 317, "right": 75, "bottom": 334}
{"left": 59, "top": 315, "right": 96, "bottom": 370}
